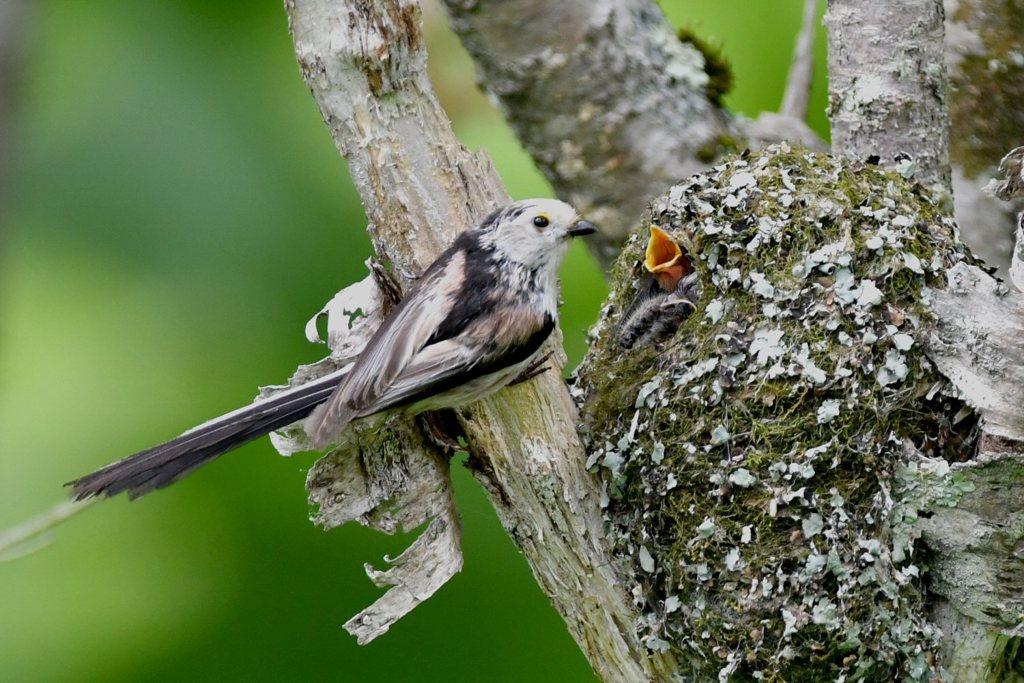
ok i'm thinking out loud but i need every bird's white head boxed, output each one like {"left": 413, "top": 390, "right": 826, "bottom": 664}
{"left": 478, "top": 198, "right": 595, "bottom": 272}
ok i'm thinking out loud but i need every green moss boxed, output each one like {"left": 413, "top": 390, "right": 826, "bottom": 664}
{"left": 697, "top": 134, "right": 743, "bottom": 164}
{"left": 575, "top": 146, "right": 972, "bottom": 681}
{"left": 678, "top": 27, "right": 734, "bottom": 106}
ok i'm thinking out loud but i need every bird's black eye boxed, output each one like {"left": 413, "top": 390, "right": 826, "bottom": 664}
{"left": 533, "top": 215, "right": 550, "bottom": 229}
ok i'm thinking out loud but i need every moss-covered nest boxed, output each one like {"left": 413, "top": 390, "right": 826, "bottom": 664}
{"left": 572, "top": 145, "right": 976, "bottom": 681}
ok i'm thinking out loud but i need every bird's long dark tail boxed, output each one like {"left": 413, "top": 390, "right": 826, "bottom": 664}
{"left": 68, "top": 370, "right": 347, "bottom": 500}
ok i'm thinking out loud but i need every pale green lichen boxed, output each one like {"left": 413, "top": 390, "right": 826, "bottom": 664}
{"left": 573, "top": 145, "right": 977, "bottom": 681}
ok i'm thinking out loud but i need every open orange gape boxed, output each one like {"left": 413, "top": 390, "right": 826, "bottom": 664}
{"left": 614, "top": 225, "right": 701, "bottom": 350}
{"left": 645, "top": 225, "right": 692, "bottom": 292}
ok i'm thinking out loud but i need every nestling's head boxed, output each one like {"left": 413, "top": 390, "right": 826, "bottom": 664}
{"left": 645, "top": 225, "right": 692, "bottom": 291}
{"left": 478, "top": 198, "right": 595, "bottom": 270}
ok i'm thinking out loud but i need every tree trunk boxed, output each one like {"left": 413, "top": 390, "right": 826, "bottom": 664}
{"left": 282, "top": 0, "right": 674, "bottom": 679}
{"left": 825, "top": 0, "right": 951, "bottom": 194}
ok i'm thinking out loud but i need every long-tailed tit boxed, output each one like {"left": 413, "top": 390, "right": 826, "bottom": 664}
{"left": 70, "top": 199, "right": 595, "bottom": 500}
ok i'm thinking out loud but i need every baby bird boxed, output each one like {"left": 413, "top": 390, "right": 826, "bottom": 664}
{"left": 615, "top": 226, "right": 700, "bottom": 350}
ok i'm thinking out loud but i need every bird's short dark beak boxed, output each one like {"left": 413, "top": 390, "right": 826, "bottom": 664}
{"left": 567, "top": 220, "right": 597, "bottom": 237}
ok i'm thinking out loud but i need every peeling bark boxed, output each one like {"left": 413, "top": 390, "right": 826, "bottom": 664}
{"left": 307, "top": 419, "right": 463, "bottom": 644}
{"left": 913, "top": 262, "right": 1024, "bottom": 676}
{"left": 901, "top": 253, "right": 1024, "bottom": 670}
{"left": 926, "top": 262, "right": 1024, "bottom": 442}
{"left": 283, "top": 1, "right": 673, "bottom": 679}
{"left": 826, "top": 0, "right": 952, "bottom": 194}
{"left": 438, "top": 0, "right": 733, "bottom": 265}
{"left": 262, "top": 273, "right": 465, "bottom": 643}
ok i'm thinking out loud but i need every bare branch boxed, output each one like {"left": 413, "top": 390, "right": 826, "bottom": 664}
{"left": 951, "top": 167, "right": 1016, "bottom": 272}
{"left": 284, "top": 0, "right": 673, "bottom": 677}
{"left": 826, "top": 0, "right": 952, "bottom": 193}
{"left": 780, "top": 0, "right": 820, "bottom": 121}
{"left": 310, "top": 420, "right": 463, "bottom": 644}
{"left": 747, "top": 1, "right": 827, "bottom": 158}
{"left": 438, "top": 0, "right": 734, "bottom": 264}
{"left": 286, "top": 0, "right": 507, "bottom": 279}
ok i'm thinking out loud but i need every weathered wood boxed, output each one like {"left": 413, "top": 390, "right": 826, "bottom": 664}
{"left": 283, "top": 0, "right": 674, "bottom": 678}
{"left": 926, "top": 262, "right": 1024, "bottom": 442}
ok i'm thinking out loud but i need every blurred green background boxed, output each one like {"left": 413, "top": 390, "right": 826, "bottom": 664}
{"left": 0, "top": 1, "right": 828, "bottom": 681}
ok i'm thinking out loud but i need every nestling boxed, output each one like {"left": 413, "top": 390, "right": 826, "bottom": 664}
{"left": 615, "top": 225, "right": 701, "bottom": 350}
{"left": 70, "top": 199, "right": 596, "bottom": 500}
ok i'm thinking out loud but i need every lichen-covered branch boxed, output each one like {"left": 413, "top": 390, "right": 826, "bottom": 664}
{"left": 826, "top": 0, "right": 952, "bottom": 194}
{"left": 283, "top": 1, "right": 674, "bottom": 679}
{"left": 439, "top": 0, "right": 734, "bottom": 264}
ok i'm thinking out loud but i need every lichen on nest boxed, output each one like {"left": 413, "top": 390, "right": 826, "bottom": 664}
{"left": 571, "top": 144, "right": 976, "bottom": 681}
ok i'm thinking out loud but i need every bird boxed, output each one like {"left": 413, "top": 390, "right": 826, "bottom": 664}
{"left": 615, "top": 225, "right": 700, "bottom": 350}
{"left": 68, "top": 199, "right": 596, "bottom": 501}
